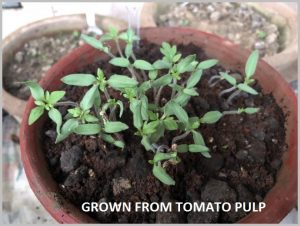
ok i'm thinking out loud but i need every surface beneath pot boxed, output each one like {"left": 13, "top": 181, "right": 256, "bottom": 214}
{"left": 42, "top": 41, "right": 286, "bottom": 223}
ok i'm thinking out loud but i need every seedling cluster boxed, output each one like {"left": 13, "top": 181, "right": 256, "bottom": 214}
{"left": 26, "top": 27, "right": 260, "bottom": 185}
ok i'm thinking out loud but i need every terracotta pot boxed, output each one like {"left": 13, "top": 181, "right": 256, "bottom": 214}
{"left": 143, "top": 2, "right": 298, "bottom": 82}
{"left": 20, "top": 27, "right": 297, "bottom": 223}
{"left": 2, "top": 14, "right": 127, "bottom": 122}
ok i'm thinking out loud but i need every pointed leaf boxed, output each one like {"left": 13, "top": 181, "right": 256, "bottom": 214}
{"left": 109, "top": 57, "right": 130, "bottom": 67}
{"left": 188, "top": 144, "right": 209, "bottom": 153}
{"left": 133, "top": 60, "right": 153, "bottom": 70}
{"left": 48, "top": 108, "right": 62, "bottom": 134}
{"left": 245, "top": 50, "right": 259, "bottom": 79}
{"left": 107, "top": 75, "right": 138, "bottom": 89}
{"left": 152, "top": 164, "right": 175, "bottom": 186}
{"left": 104, "top": 121, "right": 128, "bottom": 133}
{"left": 163, "top": 117, "right": 178, "bottom": 130}
{"left": 28, "top": 106, "right": 44, "bottom": 125}
{"left": 61, "top": 74, "right": 96, "bottom": 86}
{"left": 25, "top": 81, "right": 44, "bottom": 101}
{"left": 186, "top": 69, "right": 203, "bottom": 88}
{"left": 192, "top": 130, "right": 205, "bottom": 146}
{"left": 48, "top": 91, "right": 66, "bottom": 104}
{"left": 237, "top": 83, "right": 258, "bottom": 95}
{"left": 220, "top": 72, "right": 237, "bottom": 86}
{"left": 183, "top": 88, "right": 199, "bottom": 96}
{"left": 153, "top": 152, "right": 177, "bottom": 163}
{"left": 80, "top": 85, "right": 98, "bottom": 110}
{"left": 165, "top": 101, "right": 188, "bottom": 124}
{"left": 197, "top": 59, "right": 218, "bottom": 69}
{"left": 130, "top": 99, "right": 143, "bottom": 129}
{"left": 152, "top": 74, "right": 172, "bottom": 88}
{"left": 200, "top": 111, "right": 222, "bottom": 124}
{"left": 55, "top": 119, "right": 79, "bottom": 143}
{"left": 74, "top": 124, "right": 101, "bottom": 135}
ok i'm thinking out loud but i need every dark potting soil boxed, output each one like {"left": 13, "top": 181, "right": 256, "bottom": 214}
{"left": 3, "top": 31, "right": 82, "bottom": 100}
{"left": 42, "top": 40, "right": 286, "bottom": 223}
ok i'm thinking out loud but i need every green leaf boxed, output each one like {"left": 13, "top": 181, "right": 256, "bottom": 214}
{"left": 125, "top": 43, "right": 133, "bottom": 58}
{"left": 244, "top": 107, "right": 260, "bottom": 114}
{"left": 74, "top": 123, "right": 101, "bottom": 135}
{"left": 133, "top": 60, "right": 153, "bottom": 70}
{"left": 130, "top": 99, "right": 143, "bottom": 129}
{"left": 237, "top": 83, "right": 258, "bottom": 95}
{"left": 61, "top": 74, "right": 96, "bottom": 86}
{"left": 28, "top": 106, "right": 44, "bottom": 125}
{"left": 188, "top": 144, "right": 209, "bottom": 153}
{"left": 192, "top": 130, "right": 205, "bottom": 146}
{"left": 55, "top": 118, "right": 79, "bottom": 143}
{"left": 107, "top": 75, "right": 138, "bottom": 89}
{"left": 163, "top": 117, "right": 178, "bottom": 130}
{"left": 148, "top": 70, "right": 158, "bottom": 80}
{"left": 152, "top": 164, "right": 175, "bottom": 186}
{"left": 245, "top": 50, "right": 259, "bottom": 79}
{"left": 177, "top": 144, "right": 188, "bottom": 153}
{"left": 201, "top": 152, "right": 212, "bottom": 158}
{"left": 81, "top": 34, "right": 108, "bottom": 52}
{"left": 174, "top": 92, "right": 190, "bottom": 107}
{"left": 139, "top": 81, "right": 152, "bottom": 93}
{"left": 141, "top": 136, "right": 154, "bottom": 151}
{"left": 25, "top": 81, "right": 44, "bottom": 101}
{"left": 102, "top": 134, "right": 124, "bottom": 149}
{"left": 183, "top": 88, "right": 199, "bottom": 96}
{"left": 85, "top": 114, "right": 99, "bottom": 122}
{"left": 188, "top": 117, "right": 200, "bottom": 130}
{"left": 116, "top": 100, "right": 124, "bottom": 118}
{"left": 104, "top": 121, "right": 128, "bottom": 133}
{"left": 152, "top": 74, "right": 172, "bottom": 88}
{"left": 48, "top": 108, "right": 62, "bottom": 134}
{"left": 153, "top": 152, "right": 177, "bottom": 163}
{"left": 48, "top": 91, "right": 66, "bottom": 104}
{"left": 80, "top": 85, "right": 98, "bottom": 110}
{"left": 177, "top": 55, "right": 196, "bottom": 73}
{"left": 34, "top": 100, "right": 45, "bottom": 106}
{"left": 143, "top": 120, "right": 159, "bottom": 135}
{"left": 109, "top": 57, "right": 130, "bottom": 67}
{"left": 173, "top": 53, "right": 182, "bottom": 62}
{"left": 140, "top": 95, "right": 148, "bottom": 121}
{"left": 220, "top": 72, "right": 237, "bottom": 86}
{"left": 153, "top": 60, "right": 171, "bottom": 70}
{"left": 197, "top": 59, "right": 218, "bottom": 69}
{"left": 149, "top": 122, "right": 165, "bottom": 143}
{"left": 165, "top": 101, "right": 188, "bottom": 124}
{"left": 186, "top": 69, "right": 203, "bottom": 88}
{"left": 119, "top": 28, "right": 139, "bottom": 44}
{"left": 200, "top": 111, "right": 222, "bottom": 124}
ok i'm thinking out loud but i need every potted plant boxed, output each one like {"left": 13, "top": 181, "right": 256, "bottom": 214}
{"left": 20, "top": 27, "right": 297, "bottom": 223}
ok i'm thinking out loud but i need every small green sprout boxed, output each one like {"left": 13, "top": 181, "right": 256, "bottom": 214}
{"left": 26, "top": 27, "right": 261, "bottom": 186}
{"left": 208, "top": 50, "right": 260, "bottom": 104}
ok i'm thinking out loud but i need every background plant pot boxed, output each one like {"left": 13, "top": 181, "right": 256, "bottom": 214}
{"left": 143, "top": 2, "right": 297, "bottom": 82}
{"left": 2, "top": 14, "right": 127, "bottom": 122}
{"left": 20, "top": 27, "right": 297, "bottom": 223}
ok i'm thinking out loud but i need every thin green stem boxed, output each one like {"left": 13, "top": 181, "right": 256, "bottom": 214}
{"left": 155, "top": 86, "right": 164, "bottom": 106}
{"left": 172, "top": 131, "right": 190, "bottom": 145}
{"left": 219, "top": 86, "right": 236, "bottom": 98}
{"left": 171, "top": 79, "right": 177, "bottom": 99}
{"left": 54, "top": 101, "right": 78, "bottom": 107}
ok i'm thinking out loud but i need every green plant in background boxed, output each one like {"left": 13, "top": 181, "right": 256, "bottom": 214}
{"left": 26, "top": 27, "right": 260, "bottom": 185}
